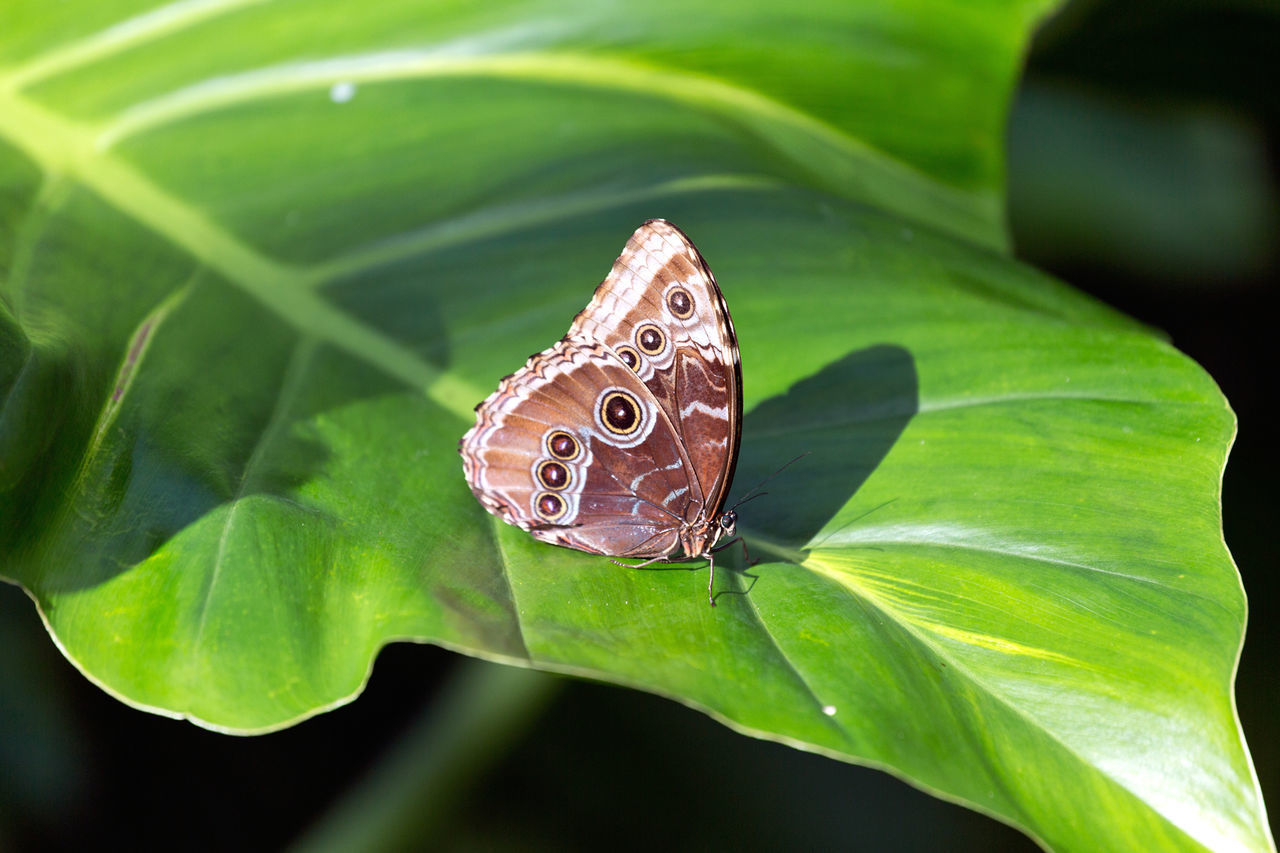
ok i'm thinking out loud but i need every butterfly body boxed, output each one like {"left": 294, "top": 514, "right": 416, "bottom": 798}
{"left": 460, "top": 221, "right": 741, "bottom": 605}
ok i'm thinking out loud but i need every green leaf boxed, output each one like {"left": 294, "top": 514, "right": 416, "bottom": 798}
{"left": 0, "top": 2, "right": 1268, "bottom": 851}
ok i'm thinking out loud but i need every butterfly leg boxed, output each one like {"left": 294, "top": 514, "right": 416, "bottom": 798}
{"left": 612, "top": 554, "right": 718, "bottom": 607}
{"left": 706, "top": 550, "right": 717, "bottom": 607}
{"left": 711, "top": 536, "right": 759, "bottom": 568}
{"left": 609, "top": 555, "right": 668, "bottom": 569}
{"left": 705, "top": 538, "right": 764, "bottom": 607}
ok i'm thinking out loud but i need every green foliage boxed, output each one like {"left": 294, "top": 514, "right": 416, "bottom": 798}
{"left": 0, "top": 1, "right": 1269, "bottom": 850}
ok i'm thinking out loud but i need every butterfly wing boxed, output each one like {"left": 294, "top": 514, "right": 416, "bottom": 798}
{"left": 568, "top": 220, "right": 742, "bottom": 519}
{"left": 461, "top": 338, "right": 697, "bottom": 559}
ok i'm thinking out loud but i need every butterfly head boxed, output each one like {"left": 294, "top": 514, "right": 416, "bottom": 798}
{"left": 718, "top": 510, "right": 738, "bottom": 538}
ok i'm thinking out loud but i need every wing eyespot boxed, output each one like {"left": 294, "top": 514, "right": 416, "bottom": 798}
{"left": 635, "top": 323, "right": 665, "bottom": 355}
{"left": 599, "top": 391, "right": 642, "bottom": 435}
{"left": 534, "top": 492, "right": 567, "bottom": 521}
{"left": 546, "top": 430, "right": 580, "bottom": 461}
{"left": 537, "top": 460, "right": 570, "bottom": 490}
{"left": 666, "top": 286, "right": 694, "bottom": 319}
{"left": 615, "top": 345, "right": 641, "bottom": 372}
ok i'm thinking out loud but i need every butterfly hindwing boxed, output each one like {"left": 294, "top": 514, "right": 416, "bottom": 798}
{"left": 460, "top": 338, "right": 695, "bottom": 558}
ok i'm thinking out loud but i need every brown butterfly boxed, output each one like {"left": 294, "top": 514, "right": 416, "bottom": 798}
{"left": 459, "top": 220, "right": 743, "bottom": 605}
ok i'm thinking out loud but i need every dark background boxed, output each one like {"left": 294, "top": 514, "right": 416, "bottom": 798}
{"left": 2, "top": 1, "right": 1275, "bottom": 849}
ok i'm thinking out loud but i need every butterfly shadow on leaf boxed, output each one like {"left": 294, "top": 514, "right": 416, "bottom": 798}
{"left": 718, "top": 344, "right": 917, "bottom": 593}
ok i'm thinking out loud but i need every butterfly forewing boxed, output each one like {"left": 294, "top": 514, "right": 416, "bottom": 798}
{"left": 568, "top": 220, "right": 742, "bottom": 520}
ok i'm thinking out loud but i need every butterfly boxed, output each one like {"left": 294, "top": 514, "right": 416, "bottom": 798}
{"left": 459, "top": 220, "right": 743, "bottom": 606}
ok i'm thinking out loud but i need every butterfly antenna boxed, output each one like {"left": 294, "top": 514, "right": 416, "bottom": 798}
{"left": 730, "top": 490, "right": 769, "bottom": 511}
{"left": 727, "top": 452, "right": 811, "bottom": 512}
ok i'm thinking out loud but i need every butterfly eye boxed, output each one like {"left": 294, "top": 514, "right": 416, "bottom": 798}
{"left": 636, "top": 324, "right": 665, "bottom": 355}
{"left": 615, "top": 345, "right": 641, "bottom": 372}
{"left": 535, "top": 492, "right": 567, "bottom": 521}
{"left": 720, "top": 511, "right": 737, "bottom": 533}
{"left": 546, "top": 431, "right": 580, "bottom": 460}
{"left": 537, "top": 461, "right": 570, "bottom": 490}
{"left": 666, "top": 287, "right": 695, "bottom": 319}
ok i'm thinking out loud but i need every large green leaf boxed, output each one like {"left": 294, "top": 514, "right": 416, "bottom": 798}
{"left": 0, "top": 1, "right": 1268, "bottom": 850}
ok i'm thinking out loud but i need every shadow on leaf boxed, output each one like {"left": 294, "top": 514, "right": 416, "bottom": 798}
{"left": 732, "top": 344, "right": 917, "bottom": 551}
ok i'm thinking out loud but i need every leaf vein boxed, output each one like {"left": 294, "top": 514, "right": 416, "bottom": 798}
{"left": 816, "top": 534, "right": 1228, "bottom": 612}
{"left": 191, "top": 335, "right": 317, "bottom": 652}
{"left": 486, "top": 516, "right": 532, "bottom": 662}
{"left": 737, "top": 582, "right": 851, "bottom": 742}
